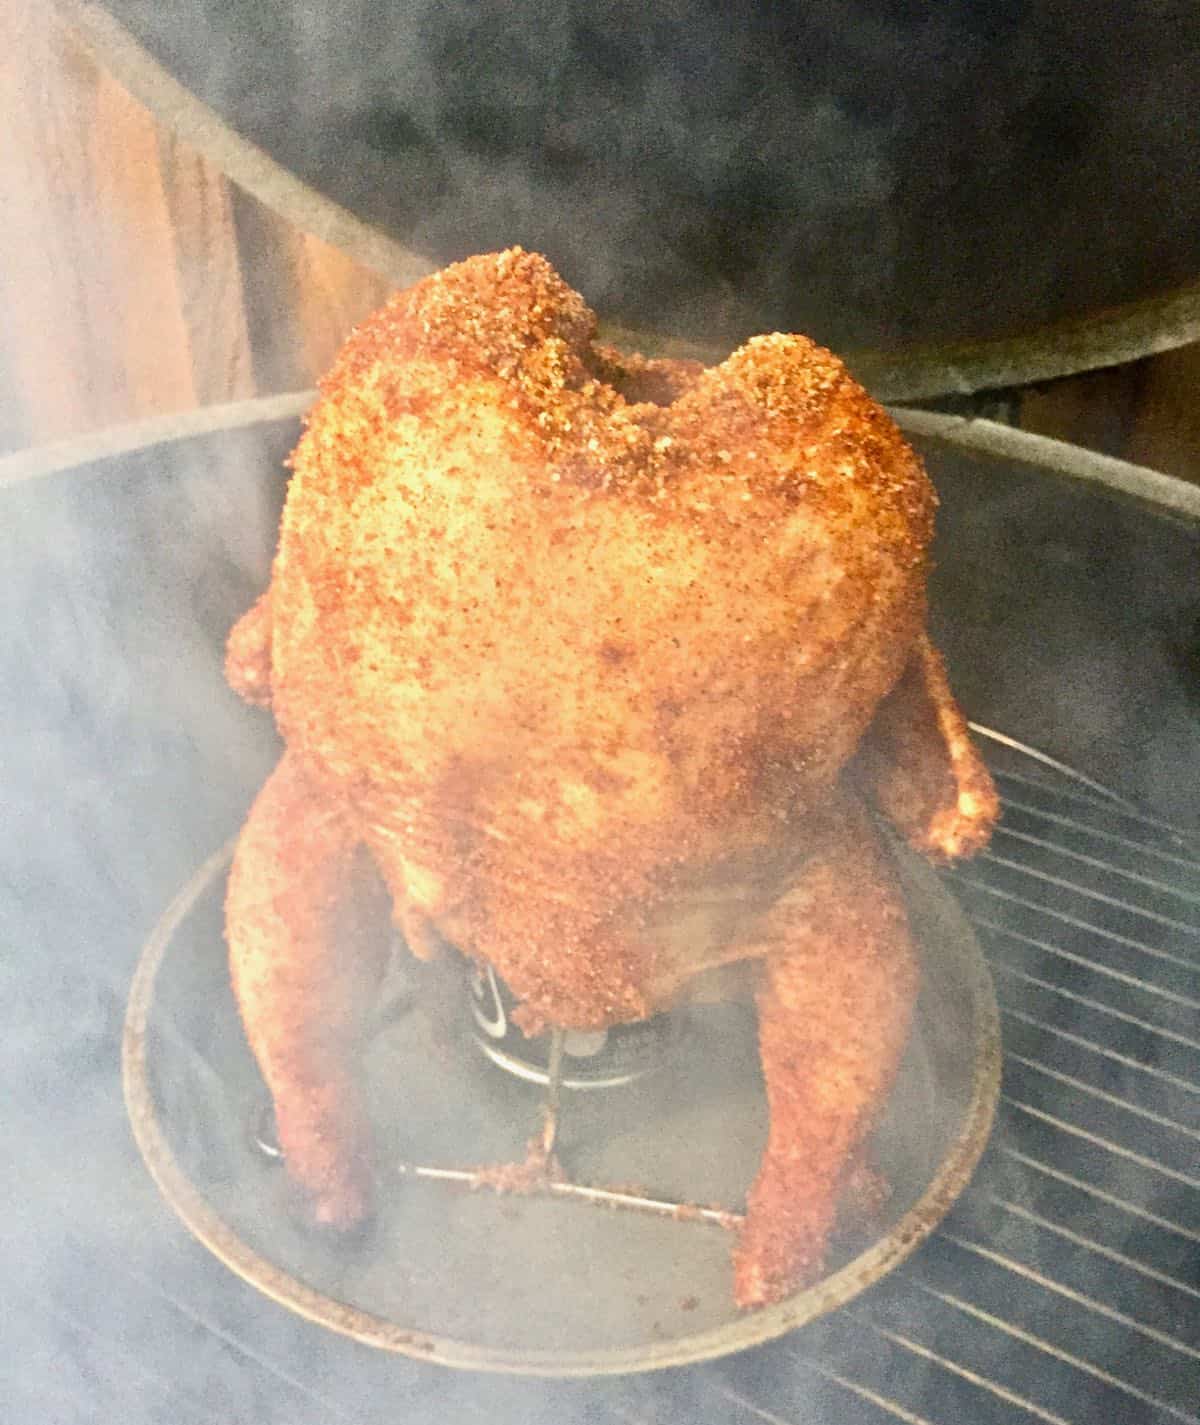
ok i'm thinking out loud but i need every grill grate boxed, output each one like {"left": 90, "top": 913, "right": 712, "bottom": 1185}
{"left": 19, "top": 725, "right": 1198, "bottom": 1425}
{"left": 711, "top": 728, "right": 1200, "bottom": 1425}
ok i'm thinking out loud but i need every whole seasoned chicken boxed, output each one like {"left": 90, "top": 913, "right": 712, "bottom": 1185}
{"left": 225, "top": 249, "right": 997, "bottom": 1308}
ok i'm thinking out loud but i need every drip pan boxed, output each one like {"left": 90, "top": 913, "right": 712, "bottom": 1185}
{"left": 123, "top": 838, "right": 999, "bottom": 1376}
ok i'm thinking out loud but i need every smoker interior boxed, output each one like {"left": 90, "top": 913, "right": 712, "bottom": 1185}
{"left": 85, "top": 0, "right": 1200, "bottom": 355}
{"left": 3, "top": 411, "right": 1198, "bottom": 1421}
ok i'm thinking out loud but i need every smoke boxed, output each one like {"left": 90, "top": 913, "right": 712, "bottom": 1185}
{"left": 98, "top": 0, "right": 1200, "bottom": 357}
{"left": 5, "top": 392, "right": 1198, "bottom": 1421}
{"left": 0, "top": 424, "right": 290, "bottom": 1422}
{"left": 0, "top": 419, "right": 772, "bottom": 1422}
{"left": 4, "top": 3, "right": 1199, "bottom": 1421}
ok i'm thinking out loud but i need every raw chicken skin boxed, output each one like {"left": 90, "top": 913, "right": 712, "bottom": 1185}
{"left": 224, "top": 249, "right": 997, "bottom": 1307}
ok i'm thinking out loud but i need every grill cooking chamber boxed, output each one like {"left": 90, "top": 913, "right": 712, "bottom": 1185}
{"left": 2, "top": 407, "right": 1198, "bottom": 1420}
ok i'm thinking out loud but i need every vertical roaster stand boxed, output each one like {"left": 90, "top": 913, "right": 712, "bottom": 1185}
{"left": 123, "top": 826, "right": 1000, "bottom": 1373}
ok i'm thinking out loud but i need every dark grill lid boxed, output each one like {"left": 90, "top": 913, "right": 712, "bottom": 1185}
{"left": 71, "top": 0, "right": 1200, "bottom": 392}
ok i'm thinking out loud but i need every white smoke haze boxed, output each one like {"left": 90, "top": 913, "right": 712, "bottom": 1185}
{"left": 4, "top": 2, "right": 1200, "bottom": 1422}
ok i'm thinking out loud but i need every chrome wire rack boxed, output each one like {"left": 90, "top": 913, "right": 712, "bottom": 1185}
{"left": 702, "top": 726, "right": 1200, "bottom": 1425}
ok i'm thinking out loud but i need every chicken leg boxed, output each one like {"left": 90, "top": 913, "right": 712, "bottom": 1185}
{"left": 226, "top": 751, "right": 390, "bottom": 1228}
{"left": 733, "top": 791, "right": 919, "bottom": 1308}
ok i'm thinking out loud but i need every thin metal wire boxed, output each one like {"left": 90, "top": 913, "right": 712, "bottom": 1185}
{"left": 394, "top": 1162, "right": 742, "bottom": 1228}
{"left": 983, "top": 751, "right": 1200, "bottom": 846}
{"left": 979, "top": 1194, "right": 1200, "bottom": 1302}
{"left": 995, "top": 794, "right": 1200, "bottom": 874}
{"left": 1001, "top": 1097, "right": 1200, "bottom": 1190}
{"left": 109, "top": 1255, "right": 364, "bottom": 1423}
{"left": 936, "top": 1231, "right": 1200, "bottom": 1363}
{"left": 540, "top": 1026, "right": 566, "bottom": 1157}
{"left": 787, "top": 1364, "right": 941, "bottom": 1425}
{"left": 1003, "top": 1046, "right": 1200, "bottom": 1133}
{"left": 17, "top": 1281, "right": 217, "bottom": 1425}
{"left": 845, "top": 1310, "right": 1077, "bottom": 1425}
{"left": 798, "top": 1368, "right": 938, "bottom": 1425}
{"left": 998, "top": 1146, "right": 1200, "bottom": 1244}
{"left": 1000, "top": 1000, "right": 1200, "bottom": 1098}
{"left": 714, "top": 1384, "right": 841, "bottom": 1425}
{"left": 909, "top": 1282, "right": 1200, "bottom": 1425}
{"left": 992, "top": 824, "right": 1200, "bottom": 907}
{"left": 968, "top": 726, "right": 1137, "bottom": 808}
{"left": 970, "top": 912, "right": 1200, "bottom": 1011}
{"left": 990, "top": 765, "right": 1200, "bottom": 847}
{"left": 955, "top": 875, "right": 1200, "bottom": 979}
{"left": 979, "top": 850, "right": 1200, "bottom": 939}
{"left": 988, "top": 958, "right": 1200, "bottom": 1056}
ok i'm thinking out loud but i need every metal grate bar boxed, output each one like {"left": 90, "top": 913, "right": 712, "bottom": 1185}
{"left": 991, "top": 825, "right": 1200, "bottom": 910}
{"left": 946, "top": 1184, "right": 1200, "bottom": 1342}
{"left": 715, "top": 1380, "right": 933, "bottom": 1425}
{"left": 995, "top": 1145, "right": 1200, "bottom": 1244}
{"left": 971, "top": 914, "right": 1200, "bottom": 1021}
{"left": 980, "top": 848, "right": 1200, "bottom": 936}
{"left": 967, "top": 728, "right": 1136, "bottom": 810}
{"left": 15, "top": 1280, "right": 217, "bottom": 1425}
{"left": 973, "top": 862, "right": 1200, "bottom": 969}
{"left": 977, "top": 1167, "right": 1200, "bottom": 1282}
{"left": 1002, "top": 1049, "right": 1200, "bottom": 1139}
{"left": 108, "top": 1255, "right": 364, "bottom": 1425}
{"left": 716, "top": 1353, "right": 947, "bottom": 1425}
{"left": 703, "top": 744, "right": 1200, "bottom": 1425}
{"left": 864, "top": 748, "right": 1200, "bottom": 1424}
{"left": 999, "top": 1097, "right": 1200, "bottom": 1192}
{"left": 792, "top": 1365, "right": 940, "bottom": 1425}
{"left": 975, "top": 1194, "right": 1200, "bottom": 1301}
{"left": 934, "top": 1231, "right": 1200, "bottom": 1362}
{"left": 880, "top": 1237, "right": 1200, "bottom": 1419}
{"left": 993, "top": 803, "right": 1200, "bottom": 879}
{"left": 995, "top": 1031, "right": 1199, "bottom": 1160}
{"left": 908, "top": 1283, "right": 1200, "bottom": 1425}
{"left": 845, "top": 1310, "right": 1077, "bottom": 1425}
{"left": 785, "top": 1319, "right": 1074, "bottom": 1425}
{"left": 999, "top": 999, "right": 1200, "bottom": 1103}
{"left": 705, "top": 1389, "right": 814, "bottom": 1425}
{"left": 988, "top": 959, "right": 1200, "bottom": 1056}
{"left": 986, "top": 766, "right": 1193, "bottom": 846}
{"left": 956, "top": 874, "right": 1200, "bottom": 977}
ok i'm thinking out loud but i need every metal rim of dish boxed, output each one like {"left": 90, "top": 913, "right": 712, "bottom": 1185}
{"left": 122, "top": 839, "right": 1001, "bottom": 1375}
{"left": 59, "top": 0, "right": 1200, "bottom": 404}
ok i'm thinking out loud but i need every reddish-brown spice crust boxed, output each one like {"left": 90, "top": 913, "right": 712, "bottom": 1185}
{"left": 730, "top": 791, "right": 919, "bottom": 1305}
{"left": 223, "top": 248, "right": 997, "bottom": 1310}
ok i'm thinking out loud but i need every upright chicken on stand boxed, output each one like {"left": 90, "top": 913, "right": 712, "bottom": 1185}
{"left": 223, "top": 248, "right": 997, "bottom": 1309}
